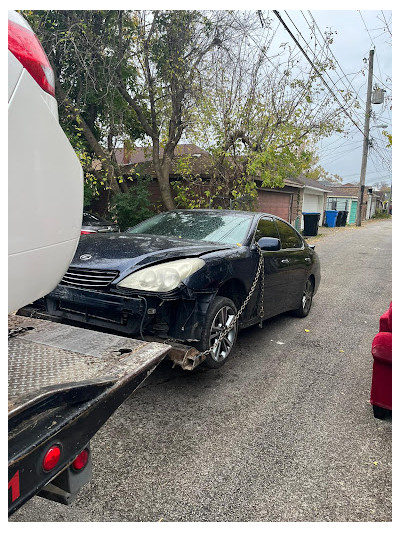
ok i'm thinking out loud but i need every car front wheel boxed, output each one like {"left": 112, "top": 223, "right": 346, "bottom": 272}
{"left": 199, "top": 296, "right": 238, "bottom": 369}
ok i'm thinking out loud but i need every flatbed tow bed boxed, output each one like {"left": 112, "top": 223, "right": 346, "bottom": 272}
{"left": 8, "top": 315, "right": 170, "bottom": 516}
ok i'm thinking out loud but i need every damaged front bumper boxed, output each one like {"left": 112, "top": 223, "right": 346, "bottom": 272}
{"left": 44, "top": 285, "right": 213, "bottom": 370}
{"left": 45, "top": 285, "right": 146, "bottom": 335}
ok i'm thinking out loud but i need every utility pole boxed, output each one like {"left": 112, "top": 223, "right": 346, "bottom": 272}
{"left": 356, "top": 48, "right": 374, "bottom": 226}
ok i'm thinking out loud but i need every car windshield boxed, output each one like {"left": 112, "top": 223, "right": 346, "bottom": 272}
{"left": 127, "top": 211, "right": 253, "bottom": 245}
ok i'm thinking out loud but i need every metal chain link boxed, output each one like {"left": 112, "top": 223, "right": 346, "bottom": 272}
{"left": 8, "top": 326, "right": 33, "bottom": 339}
{"left": 201, "top": 242, "right": 265, "bottom": 357}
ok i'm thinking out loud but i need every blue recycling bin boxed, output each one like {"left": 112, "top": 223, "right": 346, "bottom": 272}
{"left": 325, "top": 210, "right": 338, "bottom": 228}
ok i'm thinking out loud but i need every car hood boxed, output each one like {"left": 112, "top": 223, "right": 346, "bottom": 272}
{"left": 70, "top": 233, "right": 235, "bottom": 279}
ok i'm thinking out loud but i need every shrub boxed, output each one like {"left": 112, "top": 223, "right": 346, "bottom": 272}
{"left": 372, "top": 208, "right": 391, "bottom": 219}
{"left": 110, "top": 176, "right": 155, "bottom": 231}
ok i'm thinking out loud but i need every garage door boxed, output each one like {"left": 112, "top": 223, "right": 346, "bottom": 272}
{"left": 257, "top": 191, "right": 291, "bottom": 221}
{"left": 303, "top": 193, "right": 321, "bottom": 213}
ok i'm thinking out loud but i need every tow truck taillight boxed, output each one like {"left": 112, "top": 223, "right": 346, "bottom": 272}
{"left": 42, "top": 446, "right": 61, "bottom": 471}
{"left": 72, "top": 449, "right": 89, "bottom": 471}
{"left": 8, "top": 12, "right": 55, "bottom": 97}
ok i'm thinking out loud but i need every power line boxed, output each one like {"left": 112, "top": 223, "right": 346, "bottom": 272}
{"left": 285, "top": 11, "right": 373, "bottom": 133}
{"left": 262, "top": 11, "right": 391, "bottom": 179}
{"left": 277, "top": 10, "right": 391, "bottom": 171}
{"left": 304, "top": 11, "right": 368, "bottom": 111}
{"left": 371, "top": 144, "right": 391, "bottom": 170}
{"left": 318, "top": 135, "right": 362, "bottom": 158}
{"left": 274, "top": 11, "right": 383, "bottom": 181}
{"left": 340, "top": 168, "right": 388, "bottom": 179}
{"left": 281, "top": 10, "right": 355, "bottom": 126}
{"left": 319, "top": 143, "right": 363, "bottom": 166}
{"left": 380, "top": 10, "right": 392, "bottom": 37}
{"left": 234, "top": 11, "right": 335, "bottom": 131}
{"left": 273, "top": 10, "right": 366, "bottom": 140}
{"left": 358, "top": 10, "right": 391, "bottom": 91}
{"left": 302, "top": 11, "right": 372, "bottom": 134}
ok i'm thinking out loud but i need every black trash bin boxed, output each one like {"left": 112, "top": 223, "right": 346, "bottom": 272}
{"left": 337, "top": 211, "right": 348, "bottom": 227}
{"left": 302, "top": 212, "right": 320, "bottom": 236}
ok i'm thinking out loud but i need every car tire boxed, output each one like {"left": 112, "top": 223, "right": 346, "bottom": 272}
{"left": 372, "top": 405, "right": 387, "bottom": 419}
{"left": 198, "top": 296, "right": 238, "bottom": 369}
{"left": 292, "top": 277, "right": 314, "bottom": 318}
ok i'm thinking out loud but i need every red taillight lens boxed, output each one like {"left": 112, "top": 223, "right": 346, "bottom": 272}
{"left": 81, "top": 230, "right": 96, "bottom": 235}
{"left": 43, "top": 446, "right": 61, "bottom": 471}
{"left": 72, "top": 449, "right": 89, "bottom": 471}
{"left": 8, "top": 19, "right": 55, "bottom": 96}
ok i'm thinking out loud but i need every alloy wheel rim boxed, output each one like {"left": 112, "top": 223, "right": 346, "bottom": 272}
{"left": 209, "top": 306, "right": 237, "bottom": 362}
{"left": 302, "top": 280, "right": 313, "bottom": 312}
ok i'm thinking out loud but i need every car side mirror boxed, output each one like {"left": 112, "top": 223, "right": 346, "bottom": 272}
{"left": 257, "top": 237, "right": 281, "bottom": 251}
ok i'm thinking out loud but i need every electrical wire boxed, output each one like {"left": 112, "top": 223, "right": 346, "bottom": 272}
{"left": 303, "top": 10, "right": 369, "bottom": 124}
{"left": 283, "top": 10, "right": 381, "bottom": 137}
{"left": 273, "top": 10, "right": 367, "bottom": 140}
{"left": 274, "top": 10, "right": 392, "bottom": 175}
{"left": 283, "top": 10, "right": 391, "bottom": 139}
{"left": 358, "top": 10, "right": 391, "bottom": 92}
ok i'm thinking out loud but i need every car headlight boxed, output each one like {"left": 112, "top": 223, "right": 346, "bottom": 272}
{"left": 117, "top": 258, "right": 206, "bottom": 293}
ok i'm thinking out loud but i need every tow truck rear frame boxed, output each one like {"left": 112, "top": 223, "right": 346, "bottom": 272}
{"left": 8, "top": 315, "right": 170, "bottom": 516}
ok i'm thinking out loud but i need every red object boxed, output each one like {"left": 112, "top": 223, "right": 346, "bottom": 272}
{"left": 379, "top": 302, "right": 392, "bottom": 333}
{"left": 8, "top": 19, "right": 55, "bottom": 97}
{"left": 8, "top": 471, "right": 20, "bottom": 503}
{"left": 42, "top": 446, "right": 61, "bottom": 471}
{"left": 72, "top": 449, "right": 89, "bottom": 471}
{"left": 370, "top": 303, "right": 392, "bottom": 417}
{"left": 81, "top": 230, "right": 96, "bottom": 235}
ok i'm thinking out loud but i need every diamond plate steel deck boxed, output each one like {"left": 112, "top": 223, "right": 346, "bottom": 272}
{"left": 8, "top": 316, "right": 169, "bottom": 414}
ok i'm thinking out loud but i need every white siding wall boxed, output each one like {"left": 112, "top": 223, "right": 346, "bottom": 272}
{"left": 302, "top": 191, "right": 325, "bottom": 228}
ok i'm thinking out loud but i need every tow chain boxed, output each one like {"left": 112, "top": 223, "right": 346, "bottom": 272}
{"left": 162, "top": 243, "right": 264, "bottom": 361}
{"left": 200, "top": 242, "right": 265, "bottom": 358}
{"left": 8, "top": 326, "right": 33, "bottom": 339}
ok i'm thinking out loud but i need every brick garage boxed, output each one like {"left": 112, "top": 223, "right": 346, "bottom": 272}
{"left": 256, "top": 179, "right": 303, "bottom": 227}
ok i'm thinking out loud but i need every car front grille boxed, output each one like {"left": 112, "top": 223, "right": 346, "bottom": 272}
{"left": 61, "top": 267, "right": 119, "bottom": 289}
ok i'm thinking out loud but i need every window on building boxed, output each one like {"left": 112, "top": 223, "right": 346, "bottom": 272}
{"left": 327, "top": 198, "right": 337, "bottom": 210}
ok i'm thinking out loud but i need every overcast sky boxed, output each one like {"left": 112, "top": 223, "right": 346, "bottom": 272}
{"left": 280, "top": 9, "right": 392, "bottom": 187}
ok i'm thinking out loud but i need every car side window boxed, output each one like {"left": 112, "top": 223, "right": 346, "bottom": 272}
{"left": 255, "top": 217, "right": 279, "bottom": 241}
{"left": 275, "top": 219, "right": 303, "bottom": 249}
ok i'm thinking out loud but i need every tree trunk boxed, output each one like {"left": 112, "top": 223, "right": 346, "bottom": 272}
{"left": 152, "top": 142, "right": 176, "bottom": 210}
{"left": 54, "top": 76, "right": 123, "bottom": 196}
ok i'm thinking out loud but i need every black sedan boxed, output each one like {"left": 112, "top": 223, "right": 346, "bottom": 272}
{"left": 81, "top": 211, "right": 119, "bottom": 234}
{"left": 45, "top": 210, "right": 320, "bottom": 368}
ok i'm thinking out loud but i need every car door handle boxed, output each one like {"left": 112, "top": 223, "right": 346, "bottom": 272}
{"left": 281, "top": 259, "right": 290, "bottom": 264}
{"left": 305, "top": 257, "right": 311, "bottom": 263}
